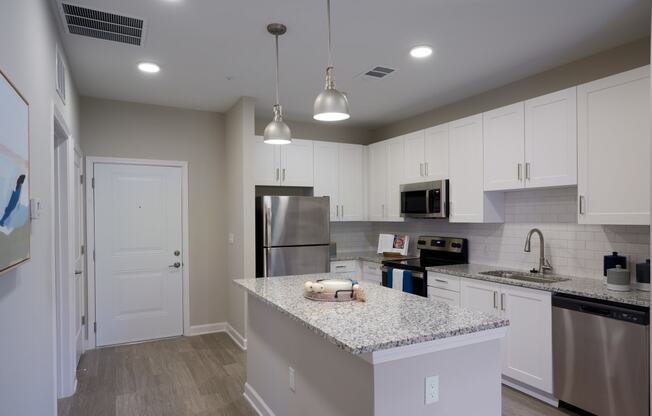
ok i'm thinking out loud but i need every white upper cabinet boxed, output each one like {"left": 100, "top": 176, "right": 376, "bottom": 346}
{"left": 483, "top": 103, "right": 525, "bottom": 191}
{"left": 253, "top": 137, "right": 314, "bottom": 187}
{"left": 367, "top": 141, "right": 388, "bottom": 221}
{"left": 385, "top": 137, "right": 406, "bottom": 221}
{"left": 577, "top": 66, "right": 650, "bottom": 225}
{"left": 254, "top": 136, "right": 282, "bottom": 186}
{"left": 524, "top": 87, "right": 577, "bottom": 189}
{"left": 338, "top": 144, "right": 365, "bottom": 221}
{"left": 314, "top": 142, "right": 365, "bottom": 222}
{"left": 424, "top": 124, "right": 449, "bottom": 180}
{"left": 403, "top": 131, "right": 427, "bottom": 183}
{"left": 366, "top": 138, "right": 405, "bottom": 222}
{"left": 449, "top": 114, "right": 504, "bottom": 223}
{"left": 403, "top": 125, "right": 449, "bottom": 183}
{"left": 313, "top": 142, "right": 340, "bottom": 220}
{"left": 280, "top": 139, "right": 314, "bottom": 186}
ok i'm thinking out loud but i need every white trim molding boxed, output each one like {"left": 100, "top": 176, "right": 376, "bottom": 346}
{"left": 187, "top": 322, "right": 247, "bottom": 351}
{"left": 502, "top": 376, "right": 559, "bottom": 407}
{"left": 244, "top": 383, "right": 275, "bottom": 416}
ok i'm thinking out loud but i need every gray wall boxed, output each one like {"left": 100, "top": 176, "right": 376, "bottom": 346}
{"left": 79, "top": 97, "right": 227, "bottom": 327}
{"left": 254, "top": 118, "right": 372, "bottom": 145}
{"left": 0, "top": 0, "right": 80, "bottom": 414}
{"left": 371, "top": 37, "right": 651, "bottom": 140}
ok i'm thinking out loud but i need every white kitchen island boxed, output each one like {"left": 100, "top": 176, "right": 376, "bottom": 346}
{"left": 235, "top": 274, "right": 509, "bottom": 416}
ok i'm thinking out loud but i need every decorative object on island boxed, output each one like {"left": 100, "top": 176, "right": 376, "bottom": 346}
{"left": 606, "top": 265, "right": 631, "bottom": 292}
{"left": 263, "top": 23, "right": 292, "bottom": 145}
{"left": 636, "top": 260, "right": 650, "bottom": 292}
{"left": 313, "top": 0, "right": 350, "bottom": 122}
{"left": 304, "top": 278, "right": 366, "bottom": 302}
{"left": 603, "top": 251, "right": 627, "bottom": 277}
{"left": 0, "top": 69, "right": 30, "bottom": 275}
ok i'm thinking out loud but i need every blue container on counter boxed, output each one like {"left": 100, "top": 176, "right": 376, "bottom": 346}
{"left": 603, "top": 252, "right": 627, "bottom": 277}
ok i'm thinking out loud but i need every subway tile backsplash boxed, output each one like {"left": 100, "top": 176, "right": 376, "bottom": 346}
{"left": 331, "top": 187, "right": 650, "bottom": 280}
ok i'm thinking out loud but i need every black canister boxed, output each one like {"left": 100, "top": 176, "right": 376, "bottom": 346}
{"left": 603, "top": 252, "right": 627, "bottom": 276}
{"left": 636, "top": 259, "right": 650, "bottom": 284}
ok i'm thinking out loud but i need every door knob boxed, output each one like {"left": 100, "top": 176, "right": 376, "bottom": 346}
{"left": 169, "top": 262, "right": 181, "bottom": 268}
{"left": 174, "top": 250, "right": 180, "bottom": 256}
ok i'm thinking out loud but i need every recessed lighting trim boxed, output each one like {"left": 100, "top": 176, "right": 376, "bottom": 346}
{"left": 410, "top": 45, "right": 433, "bottom": 58}
{"left": 138, "top": 62, "right": 160, "bottom": 73}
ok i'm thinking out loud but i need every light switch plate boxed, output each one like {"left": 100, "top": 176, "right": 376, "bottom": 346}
{"left": 425, "top": 375, "right": 439, "bottom": 404}
{"left": 30, "top": 197, "right": 42, "bottom": 219}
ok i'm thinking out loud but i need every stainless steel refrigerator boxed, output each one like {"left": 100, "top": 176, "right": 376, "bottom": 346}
{"left": 255, "top": 196, "right": 331, "bottom": 277}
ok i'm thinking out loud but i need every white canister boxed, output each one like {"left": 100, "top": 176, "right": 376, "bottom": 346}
{"left": 606, "top": 265, "right": 631, "bottom": 292}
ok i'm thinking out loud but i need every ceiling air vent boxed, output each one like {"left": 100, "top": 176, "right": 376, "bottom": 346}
{"left": 60, "top": 3, "right": 144, "bottom": 46}
{"left": 363, "top": 66, "right": 396, "bottom": 79}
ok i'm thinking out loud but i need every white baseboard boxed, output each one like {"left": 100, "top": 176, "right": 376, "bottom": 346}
{"left": 244, "top": 382, "right": 275, "bottom": 416}
{"left": 226, "top": 323, "right": 247, "bottom": 351}
{"left": 187, "top": 321, "right": 247, "bottom": 351}
{"left": 502, "top": 377, "right": 559, "bottom": 407}
{"left": 188, "top": 322, "right": 227, "bottom": 336}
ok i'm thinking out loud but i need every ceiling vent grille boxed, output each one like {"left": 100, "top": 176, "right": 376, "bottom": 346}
{"left": 363, "top": 66, "right": 396, "bottom": 79}
{"left": 60, "top": 3, "right": 144, "bottom": 46}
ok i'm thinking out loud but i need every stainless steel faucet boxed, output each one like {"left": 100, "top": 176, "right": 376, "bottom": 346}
{"left": 524, "top": 228, "right": 552, "bottom": 274}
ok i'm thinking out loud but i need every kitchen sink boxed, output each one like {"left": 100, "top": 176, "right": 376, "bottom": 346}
{"left": 479, "top": 270, "right": 570, "bottom": 284}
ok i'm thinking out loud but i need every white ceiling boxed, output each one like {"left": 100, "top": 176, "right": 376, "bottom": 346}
{"left": 55, "top": 0, "right": 650, "bottom": 127}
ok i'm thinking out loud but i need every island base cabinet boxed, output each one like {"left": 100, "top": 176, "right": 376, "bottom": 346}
{"left": 246, "top": 294, "right": 504, "bottom": 416}
{"left": 460, "top": 279, "right": 553, "bottom": 395}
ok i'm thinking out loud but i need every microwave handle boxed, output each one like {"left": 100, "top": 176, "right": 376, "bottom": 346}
{"left": 425, "top": 189, "right": 431, "bottom": 214}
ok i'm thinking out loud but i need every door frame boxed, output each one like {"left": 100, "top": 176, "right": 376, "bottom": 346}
{"left": 52, "top": 103, "right": 78, "bottom": 398}
{"left": 84, "top": 157, "right": 191, "bottom": 350}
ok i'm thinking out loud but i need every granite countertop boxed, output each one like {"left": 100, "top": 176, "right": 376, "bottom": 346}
{"left": 330, "top": 251, "right": 417, "bottom": 264}
{"left": 428, "top": 264, "right": 650, "bottom": 308}
{"left": 234, "top": 274, "right": 508, "bottom": 355}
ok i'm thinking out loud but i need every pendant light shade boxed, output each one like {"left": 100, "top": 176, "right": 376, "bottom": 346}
{"left": 264, "top": 23, "right": 292, "bottom": 144}
{"left": 314, "top": 0, "right": 350, "bottom": 122}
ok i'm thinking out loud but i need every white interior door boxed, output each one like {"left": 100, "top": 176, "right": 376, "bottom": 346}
{"left": 73, "top": 148, "right": 84, "bottom": 364}
{"left": 94, "top": 163, "right": 183, "bottom": 346}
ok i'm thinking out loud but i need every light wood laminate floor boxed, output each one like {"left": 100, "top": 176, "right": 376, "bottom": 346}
{"left": 58, "top": 333, "right": 578, "bottom": 416}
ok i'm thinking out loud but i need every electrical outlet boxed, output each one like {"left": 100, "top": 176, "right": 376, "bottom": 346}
{"left": 288, "top": 367, "right": 295, "bottom": 392}
{"left": 425, "top": 375, "right": 439, "bottom": 404}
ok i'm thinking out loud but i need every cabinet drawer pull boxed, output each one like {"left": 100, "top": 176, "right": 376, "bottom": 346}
{"left": 335, "top": 265, "right": 346, "bottom": 269}
{"left": 434, "top": 278, "right": 448, "bottom": 284}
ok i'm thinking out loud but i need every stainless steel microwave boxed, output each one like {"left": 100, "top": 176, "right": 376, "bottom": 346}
{"left": 400, "top": 180, "right": 449, "bottom": 218}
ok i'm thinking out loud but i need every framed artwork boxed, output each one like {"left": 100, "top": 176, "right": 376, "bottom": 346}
{"left": 0, "top": 69, "right": 30, "bottom": 275}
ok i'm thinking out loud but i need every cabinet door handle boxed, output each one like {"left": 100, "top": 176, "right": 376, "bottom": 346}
{"left": 419, "top": 163, "right": 424, "bottom": 177}
{"left": 336, "top": 205, "right": 339, "bottom": 217}
{"left": 579, "top": 195, "right": 585, "bottom": 215}
{"left": 501, "top": 293, "right": 506, "bottom": 311}
{"left": 425, "top": 162, "right": 429, "bottom": 177}
{"left": 525, "top": 162, "right": 531, "bottom": 180}
{"left": 276, "top": 168, "right": 280, "bottom": 182}
{"left": 341, "top": 205, "right": 344, "bottom": 217}
{"left": 282, "top": 168, "right": 286, "bottom": 181}
{"left": 381, "top": 204, "right": 385, "bottom": 217}
{"left": 517, "top": 163, "right": 522, "bottom": 181}
{"left": 493, "top": 291, "right": 498, "bottom": 309}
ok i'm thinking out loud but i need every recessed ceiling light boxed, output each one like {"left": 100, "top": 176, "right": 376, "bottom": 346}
{"left": 138, "top": 62, "right": 160, "bottom": 73}
{"left": 409, "top": 45, "right": 433, "bottom": 59}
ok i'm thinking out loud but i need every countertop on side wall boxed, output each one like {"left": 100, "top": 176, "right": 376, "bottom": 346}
{"left": 234, "top": 274, "right": 508, "bottom": 355}
{"left": 330, "top": 251, "right": 417, "bottom": 263}
{"left": 429, "top": 264, "right": 650, "bottom": 308}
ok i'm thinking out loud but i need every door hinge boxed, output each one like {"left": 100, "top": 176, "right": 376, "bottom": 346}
{"left": 81, "top": 315, "right": 86, "bottom": 326}
{"left": 81, "top": 245, "right": 85, "bottom": 255}
{"left": 91, "top": 177, "right": 95, "bottom": 189}
{"left": 93, "top": 322, "right": 97, "bottom": 333}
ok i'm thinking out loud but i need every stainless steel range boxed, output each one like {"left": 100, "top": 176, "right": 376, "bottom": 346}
{"left": 381, "top": 236, "right": 468, "bottom": 297}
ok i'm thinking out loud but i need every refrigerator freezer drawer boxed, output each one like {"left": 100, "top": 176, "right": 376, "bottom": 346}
{"left": 264, "top": 245, "right": 331, "bottom": 277}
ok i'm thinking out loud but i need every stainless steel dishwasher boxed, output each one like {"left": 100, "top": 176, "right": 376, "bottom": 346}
{"left": 552, "top": 294, "right": 649, "bottom": 416}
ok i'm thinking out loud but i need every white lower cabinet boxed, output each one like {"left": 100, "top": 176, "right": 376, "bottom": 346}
{"left": 330, "top": 260, "right": 360, "bottom": 281}
{"left": 460, "top": 278, "right": 553, "bottom": 394}
{"left": 361, "top": 261, "right": 382, "bottom": 285}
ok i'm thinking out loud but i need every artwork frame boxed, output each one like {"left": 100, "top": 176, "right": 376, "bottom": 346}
{"left": 0, "top": 69, "right": 30, "bottom": 275}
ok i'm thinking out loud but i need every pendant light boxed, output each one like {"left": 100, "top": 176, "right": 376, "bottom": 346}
{"left": 264, "top": 23, "right": 292, "bottom": 144}
{"left": 313, "top": 0, "right": 350, "bottom": 122}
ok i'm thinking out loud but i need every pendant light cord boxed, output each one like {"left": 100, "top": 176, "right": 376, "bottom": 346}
{"left": 327, "top": 0, "right": 332, "bottom": 67}
{"left": 275, "top": 34, "right": 280, "bottom": 105}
